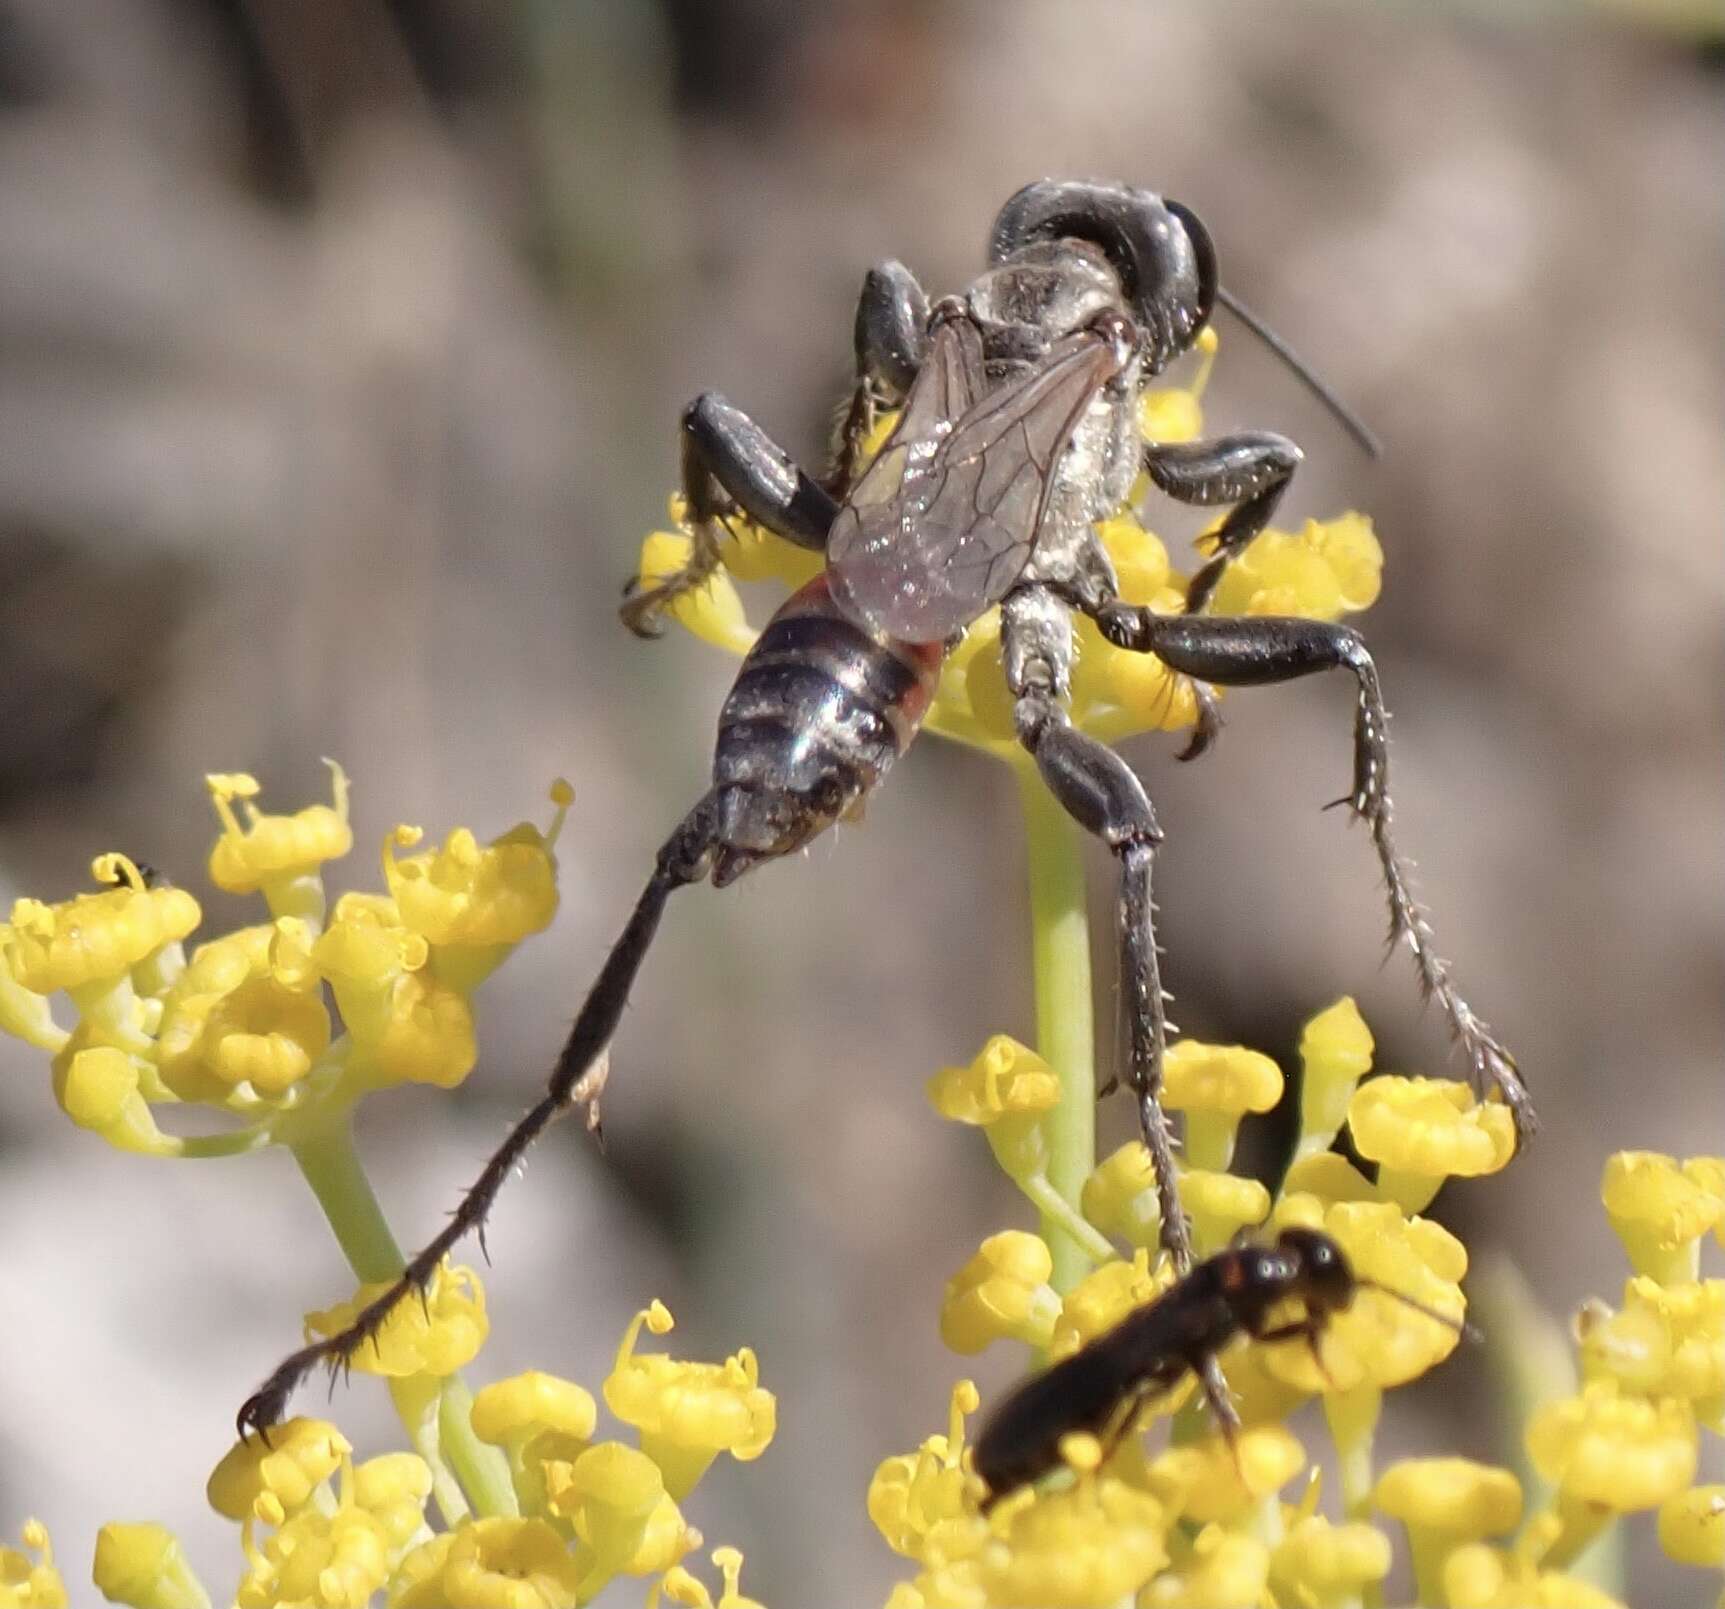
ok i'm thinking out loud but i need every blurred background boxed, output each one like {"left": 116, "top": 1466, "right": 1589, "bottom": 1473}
{"left": 0, "top": 0, "right": 1719, "bottom": 1600}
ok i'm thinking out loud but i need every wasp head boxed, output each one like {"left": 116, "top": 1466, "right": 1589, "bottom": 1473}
{"left": 988, "top": 180, "right": 1218, "bottom": 375}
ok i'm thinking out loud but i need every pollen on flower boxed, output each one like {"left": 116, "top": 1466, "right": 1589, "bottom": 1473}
{"left": 1657, "top": 1483, "right": 1725, "bottom": 1567}
{"left": 233, "top": 1502, "right": 391, "bottom": 1609}
{"left": 303, "top": 1261, "right": 487, "bottom": 1379}
{"left": 1206, "top": 513, "right": 1383, "bottom": 621}
{"left": 868, "top": 1380, "right": 981, "bottom": 1562}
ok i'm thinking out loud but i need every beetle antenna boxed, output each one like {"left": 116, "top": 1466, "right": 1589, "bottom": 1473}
{"left": 1216, "top": 285, "right": 1382, "bottom": 459}
{"left": 1357, "top": 1278, "right": 1480, "bottom": 1341}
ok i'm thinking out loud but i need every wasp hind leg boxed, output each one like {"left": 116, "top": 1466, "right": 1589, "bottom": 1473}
{"left": 621, "top": 395, "right": 839, "bottom": 639}
{"left": 1089, "top": 603, "right": 1535, "bottom": 1142}
{"left": 235, "top": 800, "right": 722, "bottom": 1438}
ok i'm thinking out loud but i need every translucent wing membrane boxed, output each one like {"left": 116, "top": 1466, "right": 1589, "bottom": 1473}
{"left": 829, "top": 319, "right": 1124, "bottom": 644}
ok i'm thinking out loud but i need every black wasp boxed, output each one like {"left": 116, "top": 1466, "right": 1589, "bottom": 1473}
{"left": 238, "top": 178, "right": 1533, "bottom": 1434}
{"left": 972, "top": 1227, "right": 1470, "bottom": 1506}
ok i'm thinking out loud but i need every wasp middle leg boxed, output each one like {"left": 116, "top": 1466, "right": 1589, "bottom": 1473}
{"left": 1141, "top": 432, "right": 1303, "bottom": 614}
{"left": 1090, "top": 604, "right": 1536, "bottom": 1141}
{"left": 621, "top": 396, "right": 839, "bottom": 638}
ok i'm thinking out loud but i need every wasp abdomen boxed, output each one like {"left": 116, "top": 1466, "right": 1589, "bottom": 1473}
{"left": 711, "top": 574, "right": 942, "bottom": 884}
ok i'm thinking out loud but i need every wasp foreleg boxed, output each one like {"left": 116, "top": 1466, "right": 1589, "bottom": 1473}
{"left": 1141, "top": 433, "right": 1302, "bottom": 614}
{"left": 1092, "top": 606, "right": 1536, "bottom": 1143}
{"left": 830, "top": 260, "right": 930, "bottom": 496}
{"left": 622, "top": 395, "right": 838, "bottom": 638}
{"left": 236, "top": 799, "right": 721, "bottom": 1438}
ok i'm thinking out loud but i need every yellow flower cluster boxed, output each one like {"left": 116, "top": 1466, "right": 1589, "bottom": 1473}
{"left": 876, "top": 999, "right": 1662, "bottom": 1609}
{"left": 0, "top": 767, "right": 570, "bottom": 1157}
{"left": 84, "top": 1296, "right": 772, "bottom": 1609}
{"left": 634, "top": 329, "right": 1383, "bottom": 764}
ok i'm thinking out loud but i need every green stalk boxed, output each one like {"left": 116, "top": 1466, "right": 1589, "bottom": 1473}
{"left": 1017, "top": 765, "right": 1096, "bottom": 1297}
{"left": 285, "top": 1113, "right": 518, "bottom": 1520}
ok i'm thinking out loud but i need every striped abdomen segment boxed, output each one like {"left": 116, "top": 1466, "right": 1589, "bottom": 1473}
{"left": 711, "top": 574, "right": 943, "bottom": 875}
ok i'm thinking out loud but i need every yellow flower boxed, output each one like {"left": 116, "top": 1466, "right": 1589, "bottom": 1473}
{"left": 5, "top": 859, "right": 199, "bottom": 997}
{"left": 206, "top": 766, "right": 351, "bottom": 921}
{"left": 311, "top": 904, "right": 481, "bottom": 1091}
{"left": 1268, "top": 1515, "right": 1392, "bottom": 1608}
{"left": 304, "top": 1262, "right": 487, "bottom": 1379}
{"left": 235, "top": 1503, "right": 391, "bottom": 1609}
{"left": 471, "top": 1371, "right": 599, "bottom": 1464}
{"left": 50, "top": 1042, "right": 176, "bottom": 1156}
{"left": 1160, "top": 1039, "right": 1282, "bottom": 1173}
{"left": 392, "top": 1517, "right": 584, "bottom": 1609}
{"left": 939, "top": 1232, "right": 1059, "bottom": 1355}
{"left": 927, "top": 1035, "right": 1060, "bottom": 1189}
{"left": 1292, "top": 996, "right": 1374, "bottom": 1162}
{"left": 382, "top": 780, "right": 570, "bottom": 958}
{"left": 351, "top": 1454, "right": 435, "bottom": 1552}
{"left": 1374, "top": 1457, "right": 1522, "bottom": 1605}
{"left": 1138, "top": 1524, "right": 1269, "bottom": 1609}
{"left": 206, "top": 1419, "right": 349, "bottom": 1525}
{"left": 1657, "top": 1483, "right": 1725, "bottom": 1567}
{"left": 602, "top": 1302, "right": 775, "bottom": 1501}
{"left": 1279, "top": 1150, "right": 1379, "bottom": 1204}
{"left": 544, "top": 1443, "right": 698, "bottom": 1585}
{"left": 925, "top": 1036, "right": 1059, "bottom": 1126}
{"left": 1207, "top": 513, "right": 1383, "bottom": 621}
{"left": 1264, "top": 1197, "right": 1467, "bottom": 1391}
{"left": 1526, "top": 1378, "right": 1697, "bottom": 1511}
{"left": 633, "top": 529, "right": 758, "bottom": 655}
{"left": 1080, "top": 1142, "right": 1167, "bottom": 1250}
{"left": 0, "top": 1521, "right": 66, "bottom": 1609}
{"left": 978, "top": 1477, "right": 1168, "bottom": 1607}
{"left": 1443, "top": 1536, "right": 1627, "bottom": 1609}
{"left": 92, "top": 1522, "right": 211, "bottom": 1609}
{"left": 1049, "top": 1250, "right": 1176, "bottom": 1361}
{"left": 155, "top": 924, "right": 330, "bottom": 1103}
{"left": 1147, "top": 1424, "right": 1304, "bottom": 1525}
{"left": 0, "top": 928, "right": 68, "bottom": 1052}
{"left": 868, "top": 1381, "right": 981, "bottom": 1563}
{"left": 1347, "top": 1075, "right": 1516, "bottom": 1214}
{"left": 1602, "top": 1151, "right": 1725, "bottom": 1283}
{"left": 650, "top": 1547, "right": 767, "bottom": 1609}
{"left": 1179, "top": 1167, "right": 1271, "bottom": 1253}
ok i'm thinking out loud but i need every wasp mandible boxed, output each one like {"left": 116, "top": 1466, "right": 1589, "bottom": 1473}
{"left": 238, "top": 179, "right": 1533, "bottom": 1435}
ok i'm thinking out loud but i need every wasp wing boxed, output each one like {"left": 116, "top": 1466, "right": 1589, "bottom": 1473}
{"left": 829, "top": 324, "right": 1124, "bottom": 644}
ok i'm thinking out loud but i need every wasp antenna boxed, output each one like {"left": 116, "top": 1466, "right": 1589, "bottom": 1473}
{"left": 1215, "top": 285, "right": 1382, "bottom": 459}
{"left": 1358, "top": 1278, "right": 1479, "bottom": 1342}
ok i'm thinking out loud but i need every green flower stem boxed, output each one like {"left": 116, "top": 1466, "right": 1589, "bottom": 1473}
{"left": 1018, "top": 764, "right": 1097, "bottom": 1298}
{"left": 285, "top": 1113, "right": 518, "bottom": 1521}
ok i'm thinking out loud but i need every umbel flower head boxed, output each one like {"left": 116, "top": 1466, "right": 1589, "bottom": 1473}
{"left": 0, "top": 769, "right": 571, "bottom": 1160}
